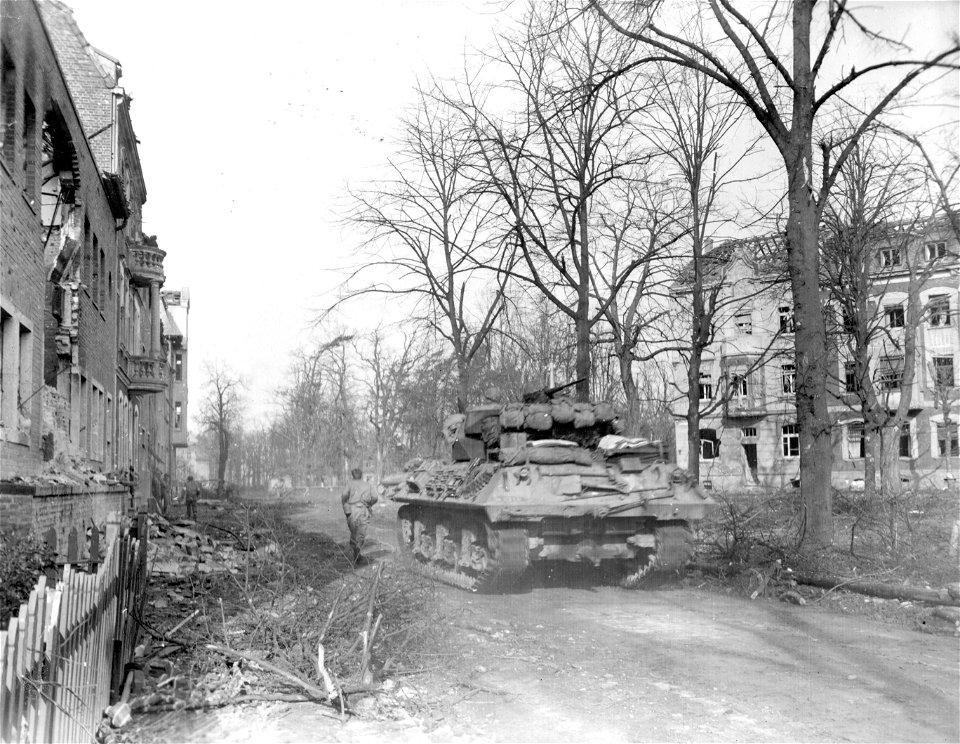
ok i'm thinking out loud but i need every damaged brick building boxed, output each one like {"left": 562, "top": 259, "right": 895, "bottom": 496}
{"left": 671, "top": 223, "right": 959, "bottom": 491}
{"left": 0, "top": 0, "right": 188, "bottom": 558}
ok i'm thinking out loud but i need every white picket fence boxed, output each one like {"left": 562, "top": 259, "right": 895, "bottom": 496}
{"left": 0, "top": 525, "right": 147, "bottom": 743}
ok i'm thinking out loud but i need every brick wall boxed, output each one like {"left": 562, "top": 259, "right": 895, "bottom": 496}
{"left": 0, "top": 482, "right": 128, "bottom": 562}
{"left": 1, "top": 1, "right": 120, "bottom": 474}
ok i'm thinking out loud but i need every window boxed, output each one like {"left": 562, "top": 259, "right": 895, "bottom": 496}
{"left": 98, "top": 245, "right": 105, "bottom": 307}
{"left": 885, "top": 304, "right": 904, "bottom": 328}
{"left": 899, "top": 422, "right": 911, "bottom": 458}
{"left": 699, "top": 429, "right": 719, "bottom": 459}
{"left": 781, "top": 363, "right": 796, "bottom": 394}
{"left": 730, "top": 373, "right": 748, "bottom": 397}
{"left": 933, "top": 356, "right": 955, "bottom": 388}
{"left": 781, "top": 424, "right": 800, "bottom": 458}
{"left": 0, "top": 309, "right": 32, "bottom": 433}
{"left": 83, "top": 216, "right": 91, "bottom": 285}
{"left": 841, "top": 305, "right": 857, "bottom": 333}
{"left": 735, "top": 312, "right": 753, "bottom": 335}
{"left": 880, "top": 247, "right": 902, "bottom": 267}
{"left": 847, "top": 423, "right": 865, "bottom": 459}
{"left": 844, "top": 361, "right": 861, "bottom": 393}
{"left": 926, "top": 242, "right": 947, "bottom": 261}
{"left": 928, "top": 295, "right": 951, "bottom": 327}
{"left": 22, "top": 93, "right": 36, "bottom": 202}
{"left": 937, "top": 422, "right": 959, "bottom": 457}
{"left": 741, "top": 427, "right": 757, "bottom": 438}
{"left": 174, "top": 353, "right": 183, "bottom": 382}
{"left": 778, "top": 305, "right": 795, "bottom": 333}
{"left": 174, "top": 401, "right": 182, "bottom": 430}
{"left": 1, "top": 52, "right": 14, "bottom": 170}
{"left": 877, "top": 356, "right": 903, "bottom": 390}
{"left": 92, "top": 236, "right": 101, "bottom": 307}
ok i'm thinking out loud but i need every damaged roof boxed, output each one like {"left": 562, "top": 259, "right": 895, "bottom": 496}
{"left": 674, "top": 233, "right": 787, "bottom": 287}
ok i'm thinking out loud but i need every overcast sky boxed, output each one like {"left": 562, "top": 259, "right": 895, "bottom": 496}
{"left": 64, "top": 0, "right": 958, "bottom": 430}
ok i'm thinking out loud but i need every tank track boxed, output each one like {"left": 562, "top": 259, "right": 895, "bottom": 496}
{"left": 619, "top": 522, "right": 694, "bottom": 589}
{"left": 396, "top": 505, "right": 528, "bottom": 592}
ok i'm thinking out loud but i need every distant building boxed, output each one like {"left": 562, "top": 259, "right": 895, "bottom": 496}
{"left": 162, "top": 288, "right": 190, "bottom": 485}
{"left": 671, "top": 221, "right": 959, "bottom": 491}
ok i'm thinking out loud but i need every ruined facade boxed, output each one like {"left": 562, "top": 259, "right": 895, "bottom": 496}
{"left": 0, "top": 0, "right": 185, "bottom": 555}
{"left": 671, "top": 223, "right": 959, "bottom": 491}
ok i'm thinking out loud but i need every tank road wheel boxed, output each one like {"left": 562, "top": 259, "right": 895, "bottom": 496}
{"left": 620, "top": 522, "right": 694, "bottom": 590}
{"left": 436, "top": 520, "right": 460, "bottom": 566}
{"left": 397, "top": 506, "right": 414, "bottom": 555}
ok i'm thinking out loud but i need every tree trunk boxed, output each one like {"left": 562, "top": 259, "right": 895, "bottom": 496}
{"left": 686, "top": 345, "right": 703, "bottom": 481}
{"left": 787, "top": 0, "right": 833, "bottom": 547}
{"left": 863, "top": 425, "right": 877, "bottom": 501}
{"left": 217, "top": 429, "right": 229, "bottom": 497}
{"left": 455, "top": 356, "right": 469, "bottom": 414}
{"left": 575, "top": 200, "right": 591, "bottom": 402}
{"left": 619, "top": 353, "right": 641, "bottom": 436}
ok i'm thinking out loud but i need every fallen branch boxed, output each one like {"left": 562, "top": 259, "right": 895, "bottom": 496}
{"left": 793, "top": 574, "right": 960, "bottom": 606}
{"left": 165, "top": 609, "right": 202, "bottom": 640}
{"left": 207, "top": 644, "right": 333, "bottom": 700}
{"left": 206, "top": 645, "right": 379, "bottom": 699}
{"left": 130, "top": 692, "right": 344, "bottom": 718}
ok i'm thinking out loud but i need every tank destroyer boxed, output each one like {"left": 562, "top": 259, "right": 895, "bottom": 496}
{"left": 389, "top": 386, "right": 716, "bottom": 591}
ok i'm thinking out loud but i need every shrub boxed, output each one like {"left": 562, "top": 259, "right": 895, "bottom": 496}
{"left": 0, "top": 531, "right": 57, "bottom": 626}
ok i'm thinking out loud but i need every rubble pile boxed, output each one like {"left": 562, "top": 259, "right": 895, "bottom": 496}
{"left": 100, "top": 503, "right": 447, "bottom": 741}
{"left": 146, "top": 516, "right": 278, "bottom": 579}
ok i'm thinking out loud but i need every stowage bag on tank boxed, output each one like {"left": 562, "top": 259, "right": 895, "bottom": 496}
{"left": 501, "top": 445, "right": 594, "bottom": 466}
{"left": 500, "top": 403, "right": 525, "bottom": 430}
{"left": 573, "top": 402, "right": 596, "bottom": 428}
{"left": 594, "top": 401, "right": 616, "bottom": 423}
{"left": 551, "top": 398, "right": 575, "bottom": 424}
{"left": 525, "top": 403, "right": 553, "bottom": 431}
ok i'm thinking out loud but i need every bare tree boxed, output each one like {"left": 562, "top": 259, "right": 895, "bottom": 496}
{"left": 360, "top": 327, "right": 422, "bottom": 480}
{"left": 594, "top": 0, "right": 960, "bottom": 546}
{"left": 339, "top": 87, "right": 511, "bottom": 412}
{"left": 591, "top": 175, "right": 685, "bottom": 433}
{"left": 198, "top": 363, "right": 244, "bottom": 497}
{"left": 456, "top": 1, "right": 654, "bottom": 402}
{"left": 822, "top": 130, "right": 948, "bottom": 504}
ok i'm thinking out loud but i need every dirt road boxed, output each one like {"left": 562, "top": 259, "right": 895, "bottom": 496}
{"left": 277, "top": 491, "right": 959, "bottom": 743}
{"left": 143, "top": 491, "right": 958, "bottom": 743}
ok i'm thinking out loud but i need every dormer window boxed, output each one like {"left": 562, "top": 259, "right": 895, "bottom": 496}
{"left": 885, "top": 304, "right": 904, "bottom": 328}
{"left": 926, "top": 241, "right": 946, "bottom": 261}
{"left": 879, "top": 247, "right": 902, "bottom": 267}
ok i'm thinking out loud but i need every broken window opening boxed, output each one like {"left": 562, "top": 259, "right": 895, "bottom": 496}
{"left": 698, "top": 371, "right": 712, "bottom": 400}
{"left": 879, "top": 247, "right": 902, "bottom": 268}
{"left": 937, "top": 422, "right": 959, "bottom": 457}
{"left": 781, "top": 363, "right": 796, "bottom": 394}
{"left": 928, "top": 295, "right": 951, "bottom": 327}
{"left": 933, "top": 356, "right": 955, "bottom": 388}
{"left": 847, "top": 423, "right": 865, "bottom": 460}
{"left": 844, "top": 361, "right": 861, "bottom": 394}
{"left": 885, "top": 304, "right": 904, "bottom": 329}
{"left": 877, "top": 356, "right": 904, "bottom": 391}
{"left": 926, "top": 242, "right": 946, "bottom": 261}
{"left": 778, "top": 305, "right": 795, "bottom": 333}
{"left": 699, "top": 429, "right": 720, "bottom": 459}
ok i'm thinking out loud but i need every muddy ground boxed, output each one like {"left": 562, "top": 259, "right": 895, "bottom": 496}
{"left": 130, "top": 490, "right": 959, "bottom": 743}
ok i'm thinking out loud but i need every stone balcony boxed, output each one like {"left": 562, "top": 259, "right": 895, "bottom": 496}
{"left": 127, "top": 355, "right": 169, "bottom": 394}
{"left": 128, "top": 241, "right": 166, "bottom": 286}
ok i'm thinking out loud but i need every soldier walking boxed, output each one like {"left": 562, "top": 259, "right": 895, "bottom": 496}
{"left": 341, "top": 467, "right": 378, "bottom": 564}
{"left": 184, "top": 475, "right": 200, "bottom": 521}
